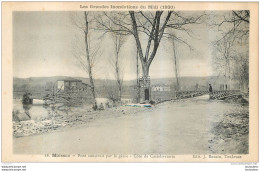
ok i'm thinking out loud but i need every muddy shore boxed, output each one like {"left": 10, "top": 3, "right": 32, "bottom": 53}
{"left": 13, "top": 105, "right": 149, "bottom": 137}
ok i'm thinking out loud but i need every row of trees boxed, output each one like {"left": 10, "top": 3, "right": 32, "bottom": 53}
{"left": 211, "top": 11, "right": 249, "bottom": 91}
{"left": 72, "top": 10, "right": 250, "bottom": 104}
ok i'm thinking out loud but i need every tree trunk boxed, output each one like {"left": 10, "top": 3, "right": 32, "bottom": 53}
{"left": 142, "top": 64, "right": 150, "bottom": 101}
{"left": 115, "top": 37, "right": 122, "bottom": 102}
{"left": 228, "top": 63, "right": 231, "bottom": 90}
{"left": 224, "top": 73, "right": 227, "bottom": 90}
{"left": 142, "top": 65, "right": 149, "bottom": 78}
{"left": 116, "top": 65, "right": 122, "bottom": 102}
{"left": 129, "top": 11, "right": 172, "bottom": 102}
{"left": 172, "top": 39, "right": 179, "bottom": 91}
{"left": 224, "top": 58, "right": 229, "bottom": 90}
{"left": 136, "top": 49, "right": 140, "bottom": 103}
{"left": 84, "top": 12, "right": 96, "bottom": 103}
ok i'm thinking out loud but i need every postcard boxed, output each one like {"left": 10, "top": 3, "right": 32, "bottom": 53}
{"left": 2, "top": 2, "right": 258, "bottom": 162}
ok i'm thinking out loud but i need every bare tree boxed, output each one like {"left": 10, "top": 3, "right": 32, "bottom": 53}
{"left": 71, "top": 12, "right": 104, "bottom": 104}
{"left": 84, "top": 12, "right": 97, "bottom": 102}
{"left": 214, "top": 35, "right": 235, "bottom": 90}
{"left": 129, "top": 11, "right": 172, "bottom": 80}
{"left": 164, "top": 11, "right": 206, "bottom": 92}
{"left": 163, "top": 35, "right": 181, "bottom": 92}
{"left": 103, "top": 79, "right": 118, "bottom": 105}
{"left": 211, "top": 10, "right": 249, "bottom": 42}
{"left": 210, "top": 10, "right": 249, "bottom": 90}
{"left": 136, "top": 48, "right": 140, "bottom": 103}
{"left": 171, "top": 38, "right": 180, "bottom": 91}
{"left": 233, "top": 52, "right": 249, "bottom": 92}
{"left": 109, "top": 33, "right": 126, "bottom": 102}
{"left": 96, "top": 11, "right": 204, "bottom": 101}
{"left": 95, "top": 11, "right": 173, "bottom": 101}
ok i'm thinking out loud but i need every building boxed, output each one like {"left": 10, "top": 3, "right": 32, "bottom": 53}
{"left": 151, "top": 85, "right": 175, "bottom": 102}
{"left": 152, "top": 85, "right": 171, "bottom": 92}
{"left": 57, "top": 78, "right": 90, "bottom": 92}
{"left": 44, "top": 78, "right": 94, "bottom": 105}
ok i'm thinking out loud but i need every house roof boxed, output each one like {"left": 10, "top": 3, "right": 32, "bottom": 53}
{"left": 57, "top": 78, "right": 82, "bottom": 82}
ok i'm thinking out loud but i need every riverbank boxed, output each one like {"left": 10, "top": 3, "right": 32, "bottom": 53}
{"left": 13, "top": 104, "right": 150, "bottom": 137}
{"left": 13, "top": 95, "right": 249, "bottom": 154}
{"left": 208, "top": 105, "right": 249, "bottom": 154}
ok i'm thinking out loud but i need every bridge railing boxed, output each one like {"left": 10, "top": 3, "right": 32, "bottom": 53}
{"left": 176, "top": 90, "right": 209, "bottom": 99}
{"left": 176, "top": 90, "right": 241, "bottom": 99}
{"left": 209, "top": 90, "right": 240, "bottom": 100}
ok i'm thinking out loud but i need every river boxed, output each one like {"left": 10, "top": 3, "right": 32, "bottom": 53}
{"left": 12, "top": 97, "right": 114, "bottom": 121}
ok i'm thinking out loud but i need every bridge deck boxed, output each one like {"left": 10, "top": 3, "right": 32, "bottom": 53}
{"left": 175, "top": 90, "right": 241, "bottom": 100}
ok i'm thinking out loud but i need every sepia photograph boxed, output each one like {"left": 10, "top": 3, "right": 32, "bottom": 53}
{"left": 2, "top": 2, "right": 258, "bottom": 163}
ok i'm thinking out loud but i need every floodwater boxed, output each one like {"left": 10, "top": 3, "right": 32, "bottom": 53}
{"left": 12, "top": 98, "right": 114, "bottom": 121}
{"left": 13, "top": 95, "right": 249, "bottom": 155}
{"left": 13, "top": 99, "right": 50, "bottom": 121}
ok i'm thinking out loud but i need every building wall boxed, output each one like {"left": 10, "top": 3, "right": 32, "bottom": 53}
{"left": 57, "top": 81, "right": 65, "bottom": 91}
{"left": 151, "top": 85, "right": 174, "bottom": 102}
{"left": 152, "top": 86, "right": 171, "bottom": 92}
{"left": 59, "top": 81, "right": 83, "bottom": 91}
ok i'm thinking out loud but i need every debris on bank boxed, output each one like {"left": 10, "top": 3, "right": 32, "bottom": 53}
{"left": 12, "top": 104, "right": 151, "bottom": 137}
{"left": 223, "top": 94, "right": 249, "bottom": 104}
{"left": 209, "top": 110, "right": 249, "bottom": 154}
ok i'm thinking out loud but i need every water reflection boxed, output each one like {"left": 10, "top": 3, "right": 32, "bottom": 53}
{"left": 13, "top": 100, "right": 51, "bottom": 121}
{"left": 13, "top": 98, "right": 109, "bottom": 121}
{"left": 23, "top": 104, "right": 32, "bottom": 120}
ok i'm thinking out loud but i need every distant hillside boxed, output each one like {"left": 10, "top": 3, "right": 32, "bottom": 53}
{"left": 14, "top": 75, "right": 229, "bottom": 90}
{"left": 13, "top": 76, "right": 136, "bottom": 99}
{"left": 13, "top": 75, "right": 239, "bottom": 99}
{"left": 13, "top": 76, "right": 136, "bottom": 86}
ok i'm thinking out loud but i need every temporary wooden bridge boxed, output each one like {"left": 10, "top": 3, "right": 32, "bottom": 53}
{"left": 209, "top": 90, "right": 241, "bottom": 100}
{"left": 176, "top": 90, "right": 242, "bottom": 100}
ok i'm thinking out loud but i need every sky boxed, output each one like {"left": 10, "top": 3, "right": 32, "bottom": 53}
{"left": 13, "top": 11, "right": 215, "bottom": 80}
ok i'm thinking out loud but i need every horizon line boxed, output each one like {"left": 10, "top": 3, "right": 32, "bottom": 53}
{"left": 13, "top": 75, "right": 220, "bottom": 80}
